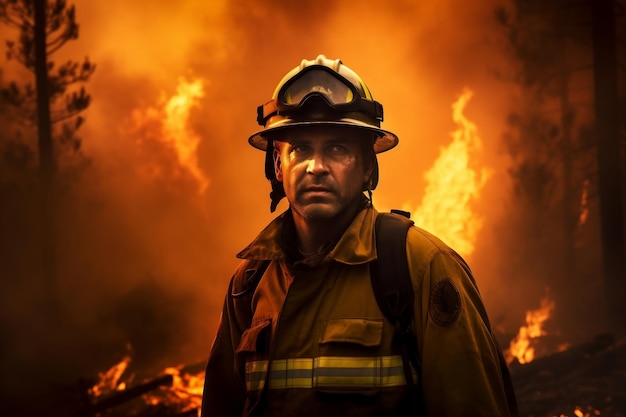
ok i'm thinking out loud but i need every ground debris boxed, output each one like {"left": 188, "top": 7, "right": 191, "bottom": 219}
{"left": 510, "top": 334, "right": 626, "bottom": 417}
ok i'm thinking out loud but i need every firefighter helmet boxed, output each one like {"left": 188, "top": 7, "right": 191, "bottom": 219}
{"left": 249, "top": 54, "right": 398, "bottom": 153}
{"left": 249, "top": 55, "right": 398, "bottom": 212}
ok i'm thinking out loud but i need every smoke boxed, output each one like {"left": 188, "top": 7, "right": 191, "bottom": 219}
{"left": 2, "top": 0, "right": 593, "bottom": 411}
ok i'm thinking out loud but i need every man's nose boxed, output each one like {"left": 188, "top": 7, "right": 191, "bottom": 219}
{"left": 306, "top": 153, "right": 328, "bottom": 175}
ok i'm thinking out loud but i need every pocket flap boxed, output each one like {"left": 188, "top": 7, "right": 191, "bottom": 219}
{"left": 236, "top": 319, "right": 272, "bottom": 354}
{"left": 320, "top": 318, "right": 383, "bottom": 347}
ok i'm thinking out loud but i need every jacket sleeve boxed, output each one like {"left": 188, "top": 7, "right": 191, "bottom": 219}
{"left": 201, "top": 278, "right": 247, "bottom": 417}
{"left": 407, "top": 229, "right": 516, "bottom": 417}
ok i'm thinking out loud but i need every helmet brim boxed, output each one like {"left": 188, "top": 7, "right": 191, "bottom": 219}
{"left": 248, "top": 119, "right": 399, "bottom": 154}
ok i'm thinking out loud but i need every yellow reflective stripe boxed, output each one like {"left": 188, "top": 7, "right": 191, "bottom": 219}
{"left": 246, "top": 360, "right": 268, "bottom": 391}
{"left": 268, "top": 358, "right": 314, "bottom": 389}
{"left": 245, "top": 355, "right": 416, "bottom": 391}
{"left": 315, "top": 355, "right": 407, "bottom": 388}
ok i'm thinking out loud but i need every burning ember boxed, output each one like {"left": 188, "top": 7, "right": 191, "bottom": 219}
{"left": 578, "top": 179, "right": 590, "bottom": 226}
{"left": 408, "top": 88, "right": 490, "bottom": 257}
{"left": 506, "top": 296, "right": 555, "bottom": 365}
{"left": 568, "top": 406, "right": 601, "bottom": 417}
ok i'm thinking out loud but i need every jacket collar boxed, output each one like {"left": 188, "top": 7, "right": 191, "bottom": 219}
{"left": 237, "top": 205, "right": 378, "bottom": 265}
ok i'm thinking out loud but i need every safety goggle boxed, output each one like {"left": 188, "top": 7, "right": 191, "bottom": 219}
{"left": 257, "top": 65, "right": 383, "bottom": 126}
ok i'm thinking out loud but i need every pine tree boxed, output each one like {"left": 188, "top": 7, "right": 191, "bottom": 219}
{"left": 0, "top": 0, "right": 95, "bottom": 302}
{"left": 0, "top": 0, "right": 95, "bottom": 172}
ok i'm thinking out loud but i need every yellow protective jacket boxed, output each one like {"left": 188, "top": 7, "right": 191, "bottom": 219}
{"left": 202, "top": 205, "right": 516, "bottom": 417}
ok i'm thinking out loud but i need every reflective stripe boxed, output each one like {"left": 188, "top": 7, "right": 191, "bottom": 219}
{"left": 246, "top": 360, "right": 268, "bottom": 391}
{"left": 246, "top": 355, "right": 416, "bottom": 391}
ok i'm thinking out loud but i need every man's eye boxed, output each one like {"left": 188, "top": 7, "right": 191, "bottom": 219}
{"left": 291, "top": 144, "right": 312, "bottom": 154}
{"left": 329, "top": 145, "right": 348, "bottom": 154}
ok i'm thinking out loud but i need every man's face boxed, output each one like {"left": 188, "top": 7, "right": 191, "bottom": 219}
{"left": 274, "top": 126, "right": 374, "bottom": 222}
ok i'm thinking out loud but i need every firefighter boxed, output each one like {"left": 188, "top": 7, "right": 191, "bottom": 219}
{"left": 201, "top": 55, "right": 517, "bottom": 417}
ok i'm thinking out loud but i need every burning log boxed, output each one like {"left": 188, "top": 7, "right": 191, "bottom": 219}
{"left": 76, "top": 374, "right": 174, "bottom": 417}
{"left": 131, "top": 403, "right": 199, "bottom": 417}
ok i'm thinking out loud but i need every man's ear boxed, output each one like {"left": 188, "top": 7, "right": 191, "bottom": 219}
{"left": 274, "top": 146, "right": 283, "bottom": 182}
{"left": 363, "top": 149, "right": 375, "bottom": 183}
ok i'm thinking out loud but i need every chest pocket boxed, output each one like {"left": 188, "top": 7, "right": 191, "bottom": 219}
{"left": 315, "top": 318, "right": 408, "bottom": 392}
{"left": 320, "top": 318, "right": 383, "bottom": 347}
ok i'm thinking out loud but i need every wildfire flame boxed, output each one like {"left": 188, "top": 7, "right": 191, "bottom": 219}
{"left": 89, "top": 355, "right": 204, "bottom": 415}
{"left": 144, "top": 366, "right": 204, "bottom": 411}
{"left": 506, "top": 297, "right": 555, "bottom": 364}
{"left": 127, "top": 77, "right": 209, "bottom": 194}
{"left": 89, "top": 354, "right": 132, "bottom": 397}
{"left": 406, "top": 88, "right": 490, "bottom": 257}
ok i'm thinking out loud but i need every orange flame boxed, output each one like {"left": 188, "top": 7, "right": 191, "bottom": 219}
{"left": 163, "top": 78, "right": 208, "bottom": 194}
{"left": 505, "top": 297, "right": 555, "bottom": 364}
{"left": 578, "top": 179, "right": 590, "bottom": 226}
{"left": 144, "top": 366, "right": 204, "bottom": 412}
{"left": 89, "top": 354, "right": 132, "bottom": 397}
{"left": 555, "top": 406, "right": 602, "bottom": 417}
{"left": 89, "top": 355, "right": 204, "bottom": 414}
{"left": 127, "top": 77, "right": 209, "bottom": 194}
{"left": 406, "top": 88, "right": 490, "bottom": 257}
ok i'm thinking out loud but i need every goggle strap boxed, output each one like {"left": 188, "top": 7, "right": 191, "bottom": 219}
{"left": 258, "top": 97, "right": 383, "bottom": 126}
{"left": 264, "top": 139, "right": 275, "bottom": 179}
{"left": 258, "top": 102, "right": 277, "bottom": 126}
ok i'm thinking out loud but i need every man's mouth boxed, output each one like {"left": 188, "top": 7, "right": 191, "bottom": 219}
{"left": 301, "top": 186, "right": 334, "bottom": 196}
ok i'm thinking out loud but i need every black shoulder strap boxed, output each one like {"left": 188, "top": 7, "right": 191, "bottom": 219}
{"left": 371, "top": 210, "right": 423, "bottom": 404}
{"left": 373, "top": 211, "right": 518, "bottom": 417}
{"left": 371, "top": 210, "right": 415, "bottom": 330}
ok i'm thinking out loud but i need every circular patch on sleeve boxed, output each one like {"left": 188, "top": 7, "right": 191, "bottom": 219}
{"left": 428, "top": 278, "right": 462, "bottom": 327}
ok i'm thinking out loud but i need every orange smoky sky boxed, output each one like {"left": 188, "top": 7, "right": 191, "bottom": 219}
{"left": 2, "top": 0, "right": 535, "bottom": 385}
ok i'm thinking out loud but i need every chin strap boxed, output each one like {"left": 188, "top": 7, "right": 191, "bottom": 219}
{"left": 265, "top": 139, "right": 286, "bottom": 212}
{"left": 269, "top": 179, "right": 285, "bottom": 213}
{"left": 365, "top": 176, "right": 374, "bottom": 206}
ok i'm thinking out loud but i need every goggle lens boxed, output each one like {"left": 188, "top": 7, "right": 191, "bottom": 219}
{"left": 257, "top": 65, "right": 383, "bottom": 127}
{"left": 281, "top": 69, "right": 355, "bottom": 106}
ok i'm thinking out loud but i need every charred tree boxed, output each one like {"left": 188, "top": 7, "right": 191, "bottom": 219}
{"left": 495, "top": 0, "right": 608, "bottom": 342}
{"left": 591, "top": 0, "right": 626, "bottom": 337}
{"left": 33, "top": 0, "right": 56, "bottom": 300}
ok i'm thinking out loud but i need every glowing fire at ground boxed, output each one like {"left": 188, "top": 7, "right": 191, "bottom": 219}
{"left": 555, "top": 406, "right": 602, "bottom": 417}
{"left": 89, "top": 354, "right": 132, "bottom": 397}
{"left": 127, "top": 77, "right": 209, "bottom": 194}
{"left": 144, "top": 366, "right": 204, "bottom": 411}
{"left": 505, "top": 296, "right": 555, "bottom": 364}
{"left": 89, "top": 355, "right": 204, "bottom": 415}
{"left": 406, "top": 88, "right": 490, "bottom": 257}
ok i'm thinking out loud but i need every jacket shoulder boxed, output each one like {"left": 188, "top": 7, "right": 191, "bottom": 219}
{"left": 230, "top": 259, "right": 271, "bottom": 299}
{"left": 405, "top": 225, "right": 473, "bottom": 282}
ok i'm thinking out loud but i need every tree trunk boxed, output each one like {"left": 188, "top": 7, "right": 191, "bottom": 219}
{"left": 592, "top": 0, "right": 626, "bottom": 337}
{"left": 33, "top": 0, "right": 58, "bottom": 304}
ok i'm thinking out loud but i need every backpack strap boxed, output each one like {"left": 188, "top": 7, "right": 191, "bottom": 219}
{"left": 371, "top": 210, "right": 414, "bottom": 330}
{"left": 371, "top": 211, "right": 423, "bottom": 401}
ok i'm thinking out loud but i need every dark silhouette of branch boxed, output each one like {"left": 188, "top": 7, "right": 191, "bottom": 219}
{"left": 0, "top": 0, "right": 95, "bottom": 145}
